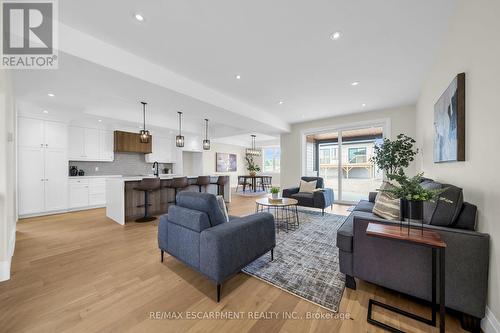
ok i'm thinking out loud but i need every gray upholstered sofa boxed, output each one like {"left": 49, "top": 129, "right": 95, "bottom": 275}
{"left": 336, "top": 179, "right": 489, "bottom": 332}
{"left": 158, "top": 192, "right": 276, "bottom": 302}
{"left": 282, "top": 177, "right": 334, "bottom": 215}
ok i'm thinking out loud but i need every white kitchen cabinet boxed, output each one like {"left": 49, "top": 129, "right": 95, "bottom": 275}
{"left": 69, "top": 179, "right": 90, "bottom": 209}
{"left": 44, "top": 149, "right": 69, "bottom": 211}
{"left": 146, "top": 135, "right": 173, "bottom": 163}
{"left": 18, "top": 147, "right": 46, "bottom": 215}
{"left": 18, "top": 118, "right": 44, "bottom": 148}
{"left": 182, "top": 135, "right": 203, "bottom": 152}
{"left": 98, "top": 130, "right": 114, "bottom": 161}
{"left": 68, "top": 126, "right": 86, "bottom": 159}
{"left": 69, "top": 126, "right": 113, "bottom": 161}
{"left": 69, "top": 177, "right": 107, "bottom": 209}
{"left": 18, "top": 117, "right": 68, "bottom": 216}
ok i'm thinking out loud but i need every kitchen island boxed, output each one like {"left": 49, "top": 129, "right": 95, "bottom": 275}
{"left": 106, "top": 175, "right": 230, "bottom": 225}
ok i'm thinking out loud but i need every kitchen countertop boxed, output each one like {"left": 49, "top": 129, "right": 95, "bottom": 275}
{"left": 69, "top": 175, "right": 122, "bottom": 179}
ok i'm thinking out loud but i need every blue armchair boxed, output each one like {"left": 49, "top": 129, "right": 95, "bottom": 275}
{"left": 282, "top": 177, "right": 334, "bottom": 215}
{"left": 158, "top": 192, "right": 276, "bottom": 302}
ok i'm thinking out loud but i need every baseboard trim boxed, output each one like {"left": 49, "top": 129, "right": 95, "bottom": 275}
{"left": 483, "top": 306, "right": 500, "bottom": 333}
{"left": 0, "top": 258, "right": 11, "bottom": 282}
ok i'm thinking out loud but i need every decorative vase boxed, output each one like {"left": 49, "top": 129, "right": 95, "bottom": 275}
{"left": 249, "top": 171, "right": 256, "bottom": 177}
{"left": 400, "top": 199, "right": 425, "bottom": 234}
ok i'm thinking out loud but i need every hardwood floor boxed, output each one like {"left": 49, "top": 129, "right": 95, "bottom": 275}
{"left": 0, "top": 189, "right": 467, "bottom": 332}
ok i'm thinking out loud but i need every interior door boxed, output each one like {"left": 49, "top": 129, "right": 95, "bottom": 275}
{"left": 44, "top": 149, "right": 68, "bottom": 211}
{"left": 18, "top": 147, "right": 45, "bottom": 215}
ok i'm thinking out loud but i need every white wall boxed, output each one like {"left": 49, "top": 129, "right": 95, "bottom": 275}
{"left": 182, "top": 151, "right": 203, "bottom": 176}
{"left": 0, "top": 69, "right": 17, "bottom": 281}
{"left": 416, "top": 0, "right": 500, "bottom": 329}
{"left": 280, "top": 105, "right": 416, "bottom": 189}
{"left": 202, "top": 142, "right": 246, "bottom": 187}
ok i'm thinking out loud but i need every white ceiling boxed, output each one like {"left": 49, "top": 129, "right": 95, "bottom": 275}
{"left": 13, "top": 0, "right": 456, "bottom": 141}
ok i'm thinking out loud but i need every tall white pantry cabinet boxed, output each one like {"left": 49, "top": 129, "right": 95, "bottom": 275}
{"left": 18, "top": 117, "right": 68, "bottom": 216}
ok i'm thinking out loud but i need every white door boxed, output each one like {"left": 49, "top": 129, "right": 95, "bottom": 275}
{"left": 44, "top": 149, "right": 68, "bottom": 211}
{"left": 68, "top": 126, "right": 86, "bottom": 160}
{"left": 18, "top": 118, "right": 44, "bottom": 148}
{"left": 18, "top": 147, "right": 45, "bottom": 215}
{"left": 85, "top": 128, "right": 99, "bottom": 160}
{"left": 69, "top": 181, "right": 90, "bottom": 208}
{"left": 99, "top": 130, "right": 114, "bottom": 161}
{"left": 44, "top": 121, "right": 67, "bottom": 150}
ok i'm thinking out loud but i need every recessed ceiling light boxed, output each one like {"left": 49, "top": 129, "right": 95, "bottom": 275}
{"left": 47, "top": 93, "right": 55, "bottom": 97}
{"left": 98, "top": 119, "right": 102, "bottom": 122}
{"left": 278, "top": 101, "right": 284, "bottom": 105}
{"left": 351, "top": 81, "right": 360, "bottom": 86}
{"left": 361, "top": 103, "right": 367, "bottom": 107}
{"left": 135, "top": 14, "right": 144, "bottom": 21}
{"left": 42, "top": 110, "right": 48, "bottom": 114}
{"left": 235, "top": 74, "right": 241, "bottom": 80}
{"left": 330, "top": 31, "right": 342, "bottom": 40}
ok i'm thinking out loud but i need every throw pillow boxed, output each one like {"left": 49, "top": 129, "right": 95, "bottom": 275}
{"left": 216, "top": 195, "right": 229, "bottom": 222}
{"left": 299, "top": 180, "right": 317, "bottom": 193}
{"left": 372, "top": 182, "right": 400, "bottom": 221}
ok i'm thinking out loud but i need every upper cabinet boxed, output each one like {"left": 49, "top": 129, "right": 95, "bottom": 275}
{"left": 146, "top": 135, "right": 174, "bottom": 163}
{"left": 182, "top": 135, "right": 203, "bottom": 152}
{"left": 68, "top": 126, "right": 113, "bottom": 161}
{"left": 114, "top": 131, "right": 152, "bottom": 154}
{"left": 18, "top": 118, "right": 67, "bottom": 149}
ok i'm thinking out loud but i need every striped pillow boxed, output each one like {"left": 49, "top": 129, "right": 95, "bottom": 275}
{"left": 372, "top": 182, "right": 400, "bottom": 220}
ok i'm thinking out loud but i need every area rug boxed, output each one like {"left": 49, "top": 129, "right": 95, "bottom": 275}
{"left": 242, "top": 210, "right": 346, "bottom": 312}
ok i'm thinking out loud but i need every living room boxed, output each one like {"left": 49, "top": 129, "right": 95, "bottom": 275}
{"left": 1, "top": 1, "right": 499, "bottom": 332}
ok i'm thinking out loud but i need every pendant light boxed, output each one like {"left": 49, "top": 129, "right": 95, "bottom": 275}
{"left": 176, "top": 111, "right": 185, "bottom": 147}
{"left": 139, "top": 101, "right": 150, "bottom": 143}
{"left": 246, "top": 134, "right": 261, "bottom": 156}
{"left": 203, "top": 118, "right": 210, "bottom": 150}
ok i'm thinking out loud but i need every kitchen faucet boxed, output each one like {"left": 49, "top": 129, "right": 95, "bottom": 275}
{"left": 153, "top": 161, "right": 159, "bottom": 177}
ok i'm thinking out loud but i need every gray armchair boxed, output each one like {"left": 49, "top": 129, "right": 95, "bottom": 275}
{"left": 158, "top": 192, "right": 276, "bottom": 302}
{"left": 282, "top": 177, "right": 334, "bottom": 215}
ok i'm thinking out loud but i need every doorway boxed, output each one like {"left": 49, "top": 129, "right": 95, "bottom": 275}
{"left": 303, "top": 123, "right": 386, "bottom": 204}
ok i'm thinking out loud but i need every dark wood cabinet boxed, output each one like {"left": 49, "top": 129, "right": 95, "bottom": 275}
{"left": 114, "top": 131, "right": 152, "bottom": 153}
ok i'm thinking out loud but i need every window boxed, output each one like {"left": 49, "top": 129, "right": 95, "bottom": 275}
{"left": 319, "top": 145, "right": 338, "bottom": 164}
{"left": 263, "top": 147, "right": 280, "bottom": 172}
{"left": 348, "top": 147, "right": 367, "bottom": 164}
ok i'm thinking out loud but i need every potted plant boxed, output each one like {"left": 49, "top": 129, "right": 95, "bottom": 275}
{"left": 245, "top": 155, "right": 261, "bottom": 177}
{"left": 382, "top": 171, "right": 450, "bottom": 230}
{"left": 270, "top": 186, "right": 280, "bottom": 199}
{"left": 371, "top": 134, "right": 419, "bottom": 176}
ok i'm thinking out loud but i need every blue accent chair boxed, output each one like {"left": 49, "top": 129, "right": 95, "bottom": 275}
{"left": 158, "top": 192, "right": 276, "bottom": 302}
{"left": 282, "top": 177, "right": 334, "bottom": 215}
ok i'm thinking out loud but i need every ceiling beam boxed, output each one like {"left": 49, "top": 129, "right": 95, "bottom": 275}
{"left": 58, "top": 24, "right": 290, "bottom": 133}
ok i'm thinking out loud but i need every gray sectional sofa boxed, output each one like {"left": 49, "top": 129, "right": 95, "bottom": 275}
{"left": 158, "top": 192, "right": 276, "bottom": 302}
{"left": 336, "top": 179, "right": 489, "bottom": 332}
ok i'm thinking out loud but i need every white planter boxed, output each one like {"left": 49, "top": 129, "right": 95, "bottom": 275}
{"left": 271, "top": 193, "right": 279, "bottom": 199}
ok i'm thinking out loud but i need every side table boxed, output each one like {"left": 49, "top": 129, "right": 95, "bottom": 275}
{"left": 365, "top": 222, "right": 447, "bottom": 333}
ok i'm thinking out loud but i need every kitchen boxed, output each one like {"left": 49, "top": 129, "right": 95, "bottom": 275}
{"left": 17, "top": 116, "right": 230, "bottom": 225}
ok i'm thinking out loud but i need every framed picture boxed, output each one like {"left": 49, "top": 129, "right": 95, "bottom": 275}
{"left": 433, "top": 73, "right": 465, "bottom": 163}
{"left": 216, "top": 153, "right": 237, "bottom": 172}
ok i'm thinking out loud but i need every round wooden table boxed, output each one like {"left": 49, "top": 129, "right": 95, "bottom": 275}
{"left": 255, "top": 197, "right": 299, "bottom": 233}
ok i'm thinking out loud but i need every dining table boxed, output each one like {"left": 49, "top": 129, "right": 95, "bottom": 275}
{"left": 240, "top": 175, "right": 271, "bottom": 192}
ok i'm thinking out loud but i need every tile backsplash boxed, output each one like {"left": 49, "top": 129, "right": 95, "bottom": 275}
{"left": 69, "top": 153, "right": 173, "bottom": 176}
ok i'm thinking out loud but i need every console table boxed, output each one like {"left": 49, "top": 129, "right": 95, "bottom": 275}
{"left": 365, "top": 223, "right": 447, "bottom": 333}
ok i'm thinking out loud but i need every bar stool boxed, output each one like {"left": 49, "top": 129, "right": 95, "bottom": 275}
{"left": 211, "top": 175, "right": 229, "bottom": 198}
{"left": 166, "top": 176, "right": 189, "bottom": 204}
{"left": 134, "top": 178, "right": 161, "bottom": 222}
{"left": 195, "top": 176, "right": 211, "bottom": 193}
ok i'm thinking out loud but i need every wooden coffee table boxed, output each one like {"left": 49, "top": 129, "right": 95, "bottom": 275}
{"left": 255, "top": 197, "right": 299, "bottom": 233}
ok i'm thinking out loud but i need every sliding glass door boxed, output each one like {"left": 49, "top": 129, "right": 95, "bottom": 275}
{"left": 306, "top": 125, "right": 384, "bottom": 203}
